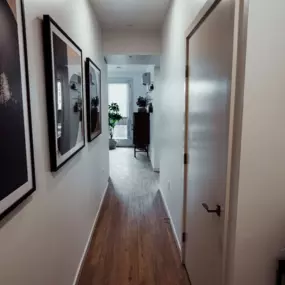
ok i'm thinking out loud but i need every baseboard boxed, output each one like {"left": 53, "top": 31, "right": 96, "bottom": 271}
{"left": 151, "top": 161, "right": 160, "bottom": 173}
{"left": 150, "top": 159, "right": 160, "bottom": 173}
{"left": 72, "top": 182, "right": 109, "bottom": 285}
{"left": 159, "top": 188, "right": 182, "bottom": 255}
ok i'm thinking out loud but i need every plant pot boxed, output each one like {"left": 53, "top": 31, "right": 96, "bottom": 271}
{"left": 109, "top": 138, "right": 117, "bottom": 150}
{"left": 138, "top": 107, "right": 147, "bottom": 113}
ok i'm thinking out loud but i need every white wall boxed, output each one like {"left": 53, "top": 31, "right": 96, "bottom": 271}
{"left": 0, "top": 1, "right": 109, "bottom": 285}
{"left": 103, "top": 30, "right": 161, "bottom": 55}
{"left": 148, "top": 67, "right": 161, "bottom": 171}
{"left": 148, "top": 66, "right": 155, "bottom": 169}
{"left": 229, "top": 0, "right": 285, "bottom": 284}
{"left": 160, "top": 0, "right": 208, "bottom": 247}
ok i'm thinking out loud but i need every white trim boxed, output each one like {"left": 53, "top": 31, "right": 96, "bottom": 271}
{"left": 159, "top": 188, "right": 182, "bottom": 255}
{"left": 72, "top": 182, "right": 109, "bottom": 285}
{"left": 17, "top": 0, "right": 33, "bottom": 188}
{"left": 150, "top": 156, "right": 160, "bottom": 173}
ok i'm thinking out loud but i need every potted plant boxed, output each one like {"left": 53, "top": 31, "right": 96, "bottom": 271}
{"left": 108, "top": 103, "right": 122, "bottom": 150}
{"left": 136, "top": 96, "right": 151, "bottom": 113}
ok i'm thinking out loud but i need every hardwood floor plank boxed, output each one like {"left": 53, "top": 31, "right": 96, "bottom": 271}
{"left": 77, "top": 148, "right": 190, "bottom": 285}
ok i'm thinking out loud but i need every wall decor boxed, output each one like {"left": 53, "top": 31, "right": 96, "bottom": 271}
{"left": 85, "top": 58, "right": 102, "bottom": 142}
{"left": 43, "top": 15, "right": 85, "bottom": 171}
{"left": 0, "top": 0, "right": 35, "bottom": 219}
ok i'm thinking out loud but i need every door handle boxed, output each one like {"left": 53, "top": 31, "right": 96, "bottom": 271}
{"left": 202, "top": 203, "right": 221, "bottom": 217}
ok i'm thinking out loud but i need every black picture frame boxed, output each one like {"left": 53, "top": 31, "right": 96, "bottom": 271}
{"left": 85, "top": 58, "right": 102, "bottom": 142}
{"left": 43, "top": 15, "right": 85, "bottom": 172}
{"left": 0, "top": 0, "right": 36, "bottom": 220}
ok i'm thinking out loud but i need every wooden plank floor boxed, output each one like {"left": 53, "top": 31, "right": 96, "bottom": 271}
{"left": 78, "top": 148, "right": 190, "bottom": 285}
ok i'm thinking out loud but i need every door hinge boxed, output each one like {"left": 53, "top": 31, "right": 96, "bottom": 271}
{"left": 184, "top": 153, "right": 188, "bottom": 165}
{"left": 182, "top": 232, "right": 187, "bottom": 243}
{"left": 185, "top": 65, "right": 189, "bottom": 78}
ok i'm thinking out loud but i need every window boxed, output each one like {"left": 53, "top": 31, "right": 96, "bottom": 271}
{"left": 57, "top": 81, "right": 62, "bottom": 110}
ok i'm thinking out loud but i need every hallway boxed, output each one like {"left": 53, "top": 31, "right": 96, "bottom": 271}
{"left": 78, "top": 148, "right": 190, "bottom": 285}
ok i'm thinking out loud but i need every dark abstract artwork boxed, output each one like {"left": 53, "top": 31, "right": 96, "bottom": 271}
{"left": 85, "top": 58, "right": 102, "bottom": 142}
{"left": 0, "top": 0, "right": 35, "bottom": 219}
{"left": 43, "top": 15, "right": 85, "bottom": 171}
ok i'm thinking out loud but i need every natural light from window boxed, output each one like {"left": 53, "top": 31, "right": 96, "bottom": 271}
{"left": 108, "top": 83, "right": 129, "bottom": 140}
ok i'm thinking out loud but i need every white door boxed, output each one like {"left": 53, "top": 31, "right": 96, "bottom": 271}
{"left": 108, "top": 81, "right": 133, "bottom": 147}
{"left": 184, "top": 1, "right": 235, "bottom": 285}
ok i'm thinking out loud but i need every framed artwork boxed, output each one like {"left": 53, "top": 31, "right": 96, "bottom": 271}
{"left": 85, "top": 58, "right": 102, "bottom": 142}
{"left": 0, "top": 0, "right": 35, "bottom": 219}
{"left": 43, "top": 15, "right": 85, "bottom": 172}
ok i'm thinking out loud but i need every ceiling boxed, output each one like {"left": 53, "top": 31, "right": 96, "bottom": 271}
{"left": 108, "top": 64, "right": 151, "bottom": 73}
{"left": 106, "top": 55, "right": 160, "bottom": 66}
{"left": 90, "top": 0, "right": 172, "bottom": 31}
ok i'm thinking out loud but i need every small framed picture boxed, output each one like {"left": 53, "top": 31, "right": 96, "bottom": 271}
{"left": 85, "top": 58, "right": 102, "bottom": 142}
{"left": 0, "top": 0, "right": 36, "bottom": 219}
{"left": 43, "top": 15, "right": 85, "bottom": 171}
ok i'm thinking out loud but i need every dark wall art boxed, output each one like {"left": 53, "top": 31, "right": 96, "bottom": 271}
{"left": 85, "top": 58, "right": 102, "bottom": 142}
{"left": 43, "top": 15, "right": 85, "bottom": 172}
{"left": 0, "top": 0, "right": 35, "bottom": 219}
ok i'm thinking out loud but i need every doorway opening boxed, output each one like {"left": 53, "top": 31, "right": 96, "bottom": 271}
{"left": 106, "top": 55, "right": 161, "bottom": 172}
{"left": 108, "top": 81, "right": 133, "bottom": 147}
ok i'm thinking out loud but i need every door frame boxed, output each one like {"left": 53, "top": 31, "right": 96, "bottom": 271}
{"left": 108, "top": 78, "right": 134, "bottom": 147}
{"left": 181, "top": 0, "right": 250, "bottom": 284}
